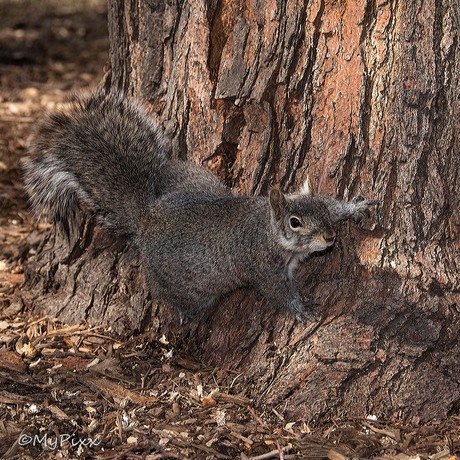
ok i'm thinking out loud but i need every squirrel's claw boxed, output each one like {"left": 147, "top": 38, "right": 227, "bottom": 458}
{"left": 350, "top": 196, "right": 378, "bottom": 222}
{"left": 296, "top": 310, "right": 319, "bottom": 325}
{"left": 179, "top": 310, "right": 190, "bottom": 326}
{"left": 291, "top": 301, "right": 320, "bottom": 325}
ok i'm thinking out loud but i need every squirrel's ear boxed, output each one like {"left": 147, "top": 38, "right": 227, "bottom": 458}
{"left": 299, "top": 175, "right": 314, "bottom": 196}
{"left": 269, "top": 188, "right": 287, "bottom": 221}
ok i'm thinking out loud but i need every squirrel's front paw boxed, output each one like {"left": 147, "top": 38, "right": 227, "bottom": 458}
{"left": 289, "top": 299, "right": 319, "bottom": 325}
{"left": 350, "top": 196, "right": 378, "bottom": 222}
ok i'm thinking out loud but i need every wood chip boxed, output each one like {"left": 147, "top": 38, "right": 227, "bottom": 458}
{"left": 213, "top": 391, "right": 252, "bottom": 406}
{"left": 0, "top": 351, "right": 26, "bottom": 372}
{"left": 47, "top": 404, "right": 69, "bottom": 420}
{"left": 82, "top": 376, "right": 158, "bottom": 406}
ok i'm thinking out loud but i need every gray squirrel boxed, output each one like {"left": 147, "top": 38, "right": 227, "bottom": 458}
{"left": 23, "top": 90, "right": 376, "bottom": 324}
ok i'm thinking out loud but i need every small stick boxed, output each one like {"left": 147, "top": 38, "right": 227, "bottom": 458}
{"left": 249, "top": 447, "right": 293, "bottom": 460}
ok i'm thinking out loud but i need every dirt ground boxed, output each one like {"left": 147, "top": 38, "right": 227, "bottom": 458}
{"left": 0, "top": 1, "right": 459, "bottom": 459}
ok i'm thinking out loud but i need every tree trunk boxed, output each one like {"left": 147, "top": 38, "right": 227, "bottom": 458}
{"left": 22, "top": 0, "right": 460, "bottom": 423}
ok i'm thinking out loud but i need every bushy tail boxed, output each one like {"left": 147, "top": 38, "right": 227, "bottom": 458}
{"left": 22, "top": 150, "right": 89, "bottom": 239}
{"left": 23, "top": 89, "right": 168, "bottom": 239}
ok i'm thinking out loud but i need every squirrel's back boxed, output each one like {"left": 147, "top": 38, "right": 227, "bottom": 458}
{"left": 23, "top": 90, "right": 228, "bottom": 238}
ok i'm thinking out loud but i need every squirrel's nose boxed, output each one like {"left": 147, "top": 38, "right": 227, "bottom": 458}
{"left": 323, "top": 230, "right": 336, "bottom": 244}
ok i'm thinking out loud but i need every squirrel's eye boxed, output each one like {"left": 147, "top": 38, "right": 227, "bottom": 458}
{"left": 289, "top": 216, "right": 302, "bottom": 229}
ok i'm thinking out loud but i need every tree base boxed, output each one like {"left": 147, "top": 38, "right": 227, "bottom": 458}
{"left": 21, "top": 224, "right": 460, "bottom": 422}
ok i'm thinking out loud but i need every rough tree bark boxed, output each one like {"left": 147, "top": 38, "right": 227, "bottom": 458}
{"left": 22, "top": 0, "right": 460, "bottom": 423}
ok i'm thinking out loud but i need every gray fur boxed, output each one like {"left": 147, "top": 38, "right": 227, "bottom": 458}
{"left": 23, "top": 90, "right": 170, "bottom": 237}
{"left": 23, "top": 90, "right": 376, "bottom": 324}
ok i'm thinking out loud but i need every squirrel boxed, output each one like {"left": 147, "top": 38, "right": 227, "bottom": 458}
{"left": 22, "top": 89, "right": 376, "bottom": 324}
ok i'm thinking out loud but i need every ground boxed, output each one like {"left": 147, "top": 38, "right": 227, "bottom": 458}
{"left": 0, "top": 1, "right": 459, "bottom": 459}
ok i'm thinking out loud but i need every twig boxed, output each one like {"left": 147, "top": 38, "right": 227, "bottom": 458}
{"left": 362, "top": 421, "right": 400, "bottom": 441}
{"left": 248, "top": 447, "right": 293, "bottom": 460}
{"left": 276, "top": 440, "right": 284, "bottom": 460}
{"left": 25, "top": 316, "right": 50, "bottom": 327}
{"left": 247, "top": 406, "right": 268, "bottom": 428}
